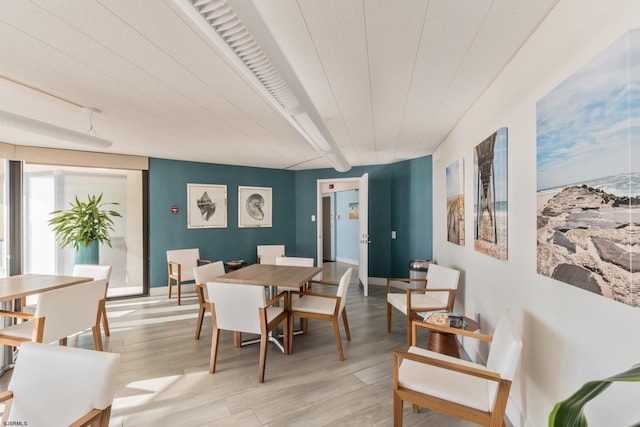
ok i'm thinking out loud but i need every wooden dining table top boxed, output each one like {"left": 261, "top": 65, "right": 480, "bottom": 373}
{"left": 215, "top": 263, "right": 322, "bottom": 287}
{"left": 0, "top": 274, "right": 93, "bottom": 302}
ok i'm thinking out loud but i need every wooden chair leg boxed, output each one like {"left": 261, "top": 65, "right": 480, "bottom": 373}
{"left": 283, "top": 316, "right": 290, "bottom": 355}
{"left": 195, "top": 306, "right": 206, "bottom": 340}
{"left": 101, "top": 304, "right": 110, "bottom": 337}
{"left": 288, "top": 313, "right": 295, "bottom": 354}
{"left": 406, "top": 314, "right": 412, "bottom": 347}
{"left": 387, "top": 302, "right": 392, "bottom": 333}
{"left": 342, "top": 309, "right": 351, "bottom": 341}
{"left": 301, "top": 318, "right": 308, "bottom": 334}
{"left": 92, "top": 325, "right": 103, "bottom": 351}
{"left": 59, "top": 337, "right": 67, "bottom": 346}
{"left": 177, "top": 281, "right": 181, "bottom": 305}
{"left": 393, "top": 392, "right": 403, "bottom": 427}
{"left": 332, "top": 318, "right": 344, "bottom": 361}
{"left": 233, "top": 331, "right": 242, "bottom": 347}
{"left": 258, "top": 332, "right": 268, "bottom": 383}
{"left": 209, "top": 328, "right": 220, "bottom": 373}
{"left": 167, "top": 277, "right": 172, "bottom": 299}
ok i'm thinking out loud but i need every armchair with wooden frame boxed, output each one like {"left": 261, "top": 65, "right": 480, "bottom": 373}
{"left": 386, "top": 263, "right": 460, "bottom": 346}
{"left": 193, "top": 260, "right": 226, "bottom": 340}
{"left": 393, "top": 312, "right": 522, "bottom": 427}
{"left": 167, "top": 248, "right": 211, "bottom": 305}
{"left": 205, "top": 280, "right": 289, "bottom": 383}
{"left": 256, "top": 244, "right": 285, "bottom": 265}
{"left": 0, "top": 279, "right": 108, "bottom": 351}
{"left": 287, "top": 268, "right": 353, "bottom": 361}
{"left": 0, "top": 341, "right": 120, "bottom": 427}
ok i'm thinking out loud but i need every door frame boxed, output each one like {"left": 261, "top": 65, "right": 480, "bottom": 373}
{"left": 316, "top": 175, "right": 369, "bottom": 295}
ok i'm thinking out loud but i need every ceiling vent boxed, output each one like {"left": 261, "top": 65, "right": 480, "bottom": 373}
{"left": 175, "top": 0, "right": 351, "bottom": 172}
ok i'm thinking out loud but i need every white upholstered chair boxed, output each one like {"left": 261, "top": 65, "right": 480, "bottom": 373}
{"left": 205, "top": 281, "right": 288, "bottom": 383}
{"left": 167, "top": 248, "right": 211, "bottom": 305}
{"left": 193, "top": 261, "right": 226, "bottom": 340}
{"left": 288, "top": 268, "right": 352, "bottom": 361}
{"left": 0, "top": 341, "right": 120, "bottom": 427}
{"left": 274, "top": 256, "right": 315, "bottom": 291}
{"left": 0, "top": 279, "right": 108, "bottom": 351}
{"left": 393, "top": 312, "right": 522, "bottom": 427}
{"left": 256, "top": 244, "right": 285, "bottom": 264}
{"left": 386, "top": 263, "right": 460, "bottom": 346}
{"left": 73, "top": 264, "right": 112, "bottom": 337}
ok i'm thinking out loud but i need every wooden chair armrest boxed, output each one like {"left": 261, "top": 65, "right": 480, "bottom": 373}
{"left": 167, "top": 261, "right": 180, "bottom": 276}
{"left": 308, "top": 279, "right": 338, "bottom": 286}
{"left": 289, "top": 290, "right": 339, "bottom": 301}
{"left": 393, "top": 349, "right": 502, "bottom": 382}
{"left": 412, "top": 320, "right": 491, "bottom": 341}
{"left": 266, "top": 291, "right": 287, "bottom": 308}
{"left": 69, "top": 407, "right": 107, "bottom": 427}
{"left": 0, "top": 390, "right": 13, "bottom": 403}
{"left": 197, "top": 258, "right": 212, "bottom": 265}
{"left": 386, "top": 277, "right": 427, "bottom": 293}
{"left": 0, "top": 310, "right": 36, "bottom": 321}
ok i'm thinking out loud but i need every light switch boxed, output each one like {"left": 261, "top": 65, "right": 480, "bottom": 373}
{"left": 391, "top": 230, "right": 397, "bottom": 239}
{"left": 311, "top": 215, "right": 316, "bottom": 222}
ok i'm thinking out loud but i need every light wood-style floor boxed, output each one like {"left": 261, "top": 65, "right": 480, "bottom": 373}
{"left": 2, "top": 262, "right": 480, "bottom": 426}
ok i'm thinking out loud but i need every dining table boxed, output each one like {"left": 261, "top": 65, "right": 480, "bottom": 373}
{"left": 215, "top": 263, "right": 322, "bottom": 352}
{"left": 0, "top": 274, "right": 93, "bottom": 374}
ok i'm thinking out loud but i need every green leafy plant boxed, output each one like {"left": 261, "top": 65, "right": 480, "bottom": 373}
{"left": 549, "top": 363, "right": 640, "bottom": 427}
{"left": 48, "top": 193, "right": 122, "bottom": 250}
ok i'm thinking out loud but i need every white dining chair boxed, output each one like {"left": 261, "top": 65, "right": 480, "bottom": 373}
{"left": 193, "top": 260, "right": 226, "bottom": 340}
{"left": 167, "top": 248, "right": 211, "bottom": 305}
{"left": 205, "top": 280, "right": 288, "bottom": 383}
{"left": 257, "top": 245, "right": 285, "bottom": 265}
{"left": 288, "top": 268, "right": 353, "bottom": 361}
{"left": 0, "top": 341, "right": 120, "bottom": 427}
{"left": 386, "top": 263, "right": 460, "bottom": 346}
{"left": 72, "top": 264, "right": 112, "bottom": 337}
{"left": 0, "top": 279, "right": 108, "bottom": 351}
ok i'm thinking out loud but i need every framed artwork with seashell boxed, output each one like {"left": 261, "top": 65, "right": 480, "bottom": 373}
{"left": 187, "top": 183, "right": 227, "bottom": 228}
{"left": 238, "top": 186, "right": 272, "bottom": 228}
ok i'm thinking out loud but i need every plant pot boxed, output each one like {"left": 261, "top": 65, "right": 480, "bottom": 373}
{"left": 74, "top": 240, "right": 99, "bottom": 265}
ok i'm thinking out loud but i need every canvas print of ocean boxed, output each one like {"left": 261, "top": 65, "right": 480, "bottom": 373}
{"left": 536, "top": 29, "right": 639, "bottom": 308}
{"left": 474, "top": 128, "right": 508, "bottom": 260}
{"left": 446, "top": 158, "right": 464, "bottom": 245}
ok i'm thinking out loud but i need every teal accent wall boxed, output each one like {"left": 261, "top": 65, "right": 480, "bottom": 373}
{"left": 149, "top": 155, "right": 432, "bottom": 287}
{"left": 149, "top": 158, "right": 295, "bottom": 287}
{"left": 389, "top": 156, "right": 433, "bottom": 277}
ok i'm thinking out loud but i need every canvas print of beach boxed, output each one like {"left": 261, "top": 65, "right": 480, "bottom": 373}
{"left": 446, "top": 158, "right": 464, "bottom": 245}
{"left": 474, "top": 128, "right": 508, "bottom": 260}
{"left": 536, "top": 29, "right": 639, "bottom": 308}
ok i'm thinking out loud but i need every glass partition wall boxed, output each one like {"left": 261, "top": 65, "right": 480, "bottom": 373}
{"left": 23, "top": 164, "right": 145, "bottom": 298}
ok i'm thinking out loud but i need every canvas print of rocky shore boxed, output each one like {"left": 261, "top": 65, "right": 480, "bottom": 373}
{"left": 474, "top": 128, "right": 508, "bottom": 260}
{"left": 536, "top": 29, "right": 639, "bottom": 308}
{"left": 446, "top": 158, "right": 464, "bottom": 245}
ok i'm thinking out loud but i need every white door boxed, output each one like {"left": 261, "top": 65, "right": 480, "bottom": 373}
{"left": 358, "top": 173, "right": 369, "bottom": 296}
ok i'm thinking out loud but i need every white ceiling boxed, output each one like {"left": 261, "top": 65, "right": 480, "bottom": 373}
{"left": 0, "top": 0, "right": 558, "bottom": 171}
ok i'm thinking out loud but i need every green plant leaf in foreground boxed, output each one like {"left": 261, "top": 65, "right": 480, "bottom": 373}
{"left": 549, "top": 364, "right": 640, "bottom": 427}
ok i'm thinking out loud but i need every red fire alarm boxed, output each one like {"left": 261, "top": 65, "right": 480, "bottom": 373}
{"left": 171, "top": 205, "right": 179, "bottom": 214}
{"left": 329, "top": 184, "right": 334, "bottom": 189}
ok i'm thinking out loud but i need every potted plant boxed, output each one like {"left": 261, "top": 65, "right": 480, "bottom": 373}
{"left": 48, "top": 193, "right": 122, "bottom": 265}
{"left": 549, "top": 363, "right": 640, "bottom": 426}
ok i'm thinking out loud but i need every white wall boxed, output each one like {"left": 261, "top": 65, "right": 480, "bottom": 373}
{"left": 432, "top": 1, "right": 640, "bottom": 426}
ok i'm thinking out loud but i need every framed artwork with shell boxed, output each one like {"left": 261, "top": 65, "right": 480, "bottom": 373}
{"left": 238, "top": 186, "right": 272, "bottom": 228}
{"left": 187, "top": 183, "right": 227, "bottom": 228}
